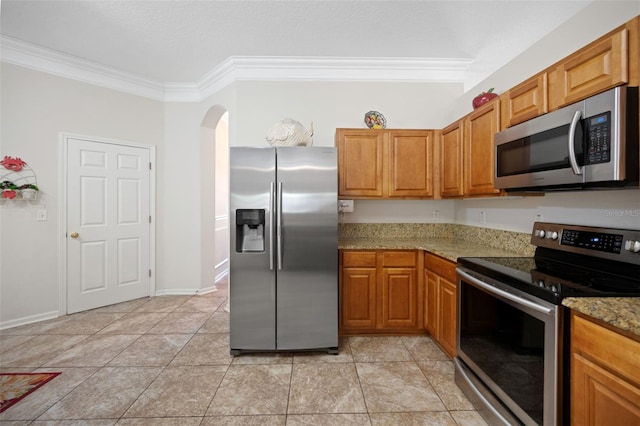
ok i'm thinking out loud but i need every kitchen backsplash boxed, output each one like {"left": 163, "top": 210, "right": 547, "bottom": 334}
{"left": 338, "top": 223, "right": 535, "bottom": 256}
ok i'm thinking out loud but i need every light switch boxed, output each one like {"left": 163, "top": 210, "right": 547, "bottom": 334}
{"left": 37, "top": 210, "right": 47, "bottom": 221}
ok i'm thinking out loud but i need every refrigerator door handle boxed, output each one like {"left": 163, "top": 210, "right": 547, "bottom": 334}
{"left": 277, "top": 181, "right": 283, "bottom": 270}
{"left": 269, "top": 181, "right": 275, "bottom": 270}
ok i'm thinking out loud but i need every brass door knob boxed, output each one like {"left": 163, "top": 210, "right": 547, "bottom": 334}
{"left": 70, "top": 232, "right": 79, "bottom": 239}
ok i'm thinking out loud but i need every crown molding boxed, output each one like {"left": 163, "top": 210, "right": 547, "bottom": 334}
{"left": 1, "top": 35, "right": 167, "bottom": 101}
{"left": 197, "top": 56, "right": 473, "bottom": 100}
{"left": 1, "top": 36, "right": 473, "bottom": 102}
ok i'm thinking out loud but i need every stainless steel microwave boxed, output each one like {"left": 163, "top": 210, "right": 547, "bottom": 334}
{"left": 494, "top": 86, "right": 639, "bottom": 191}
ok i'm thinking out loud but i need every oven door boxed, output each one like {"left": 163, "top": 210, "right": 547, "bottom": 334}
{"left": 455, "top": 267, "right": 562, "bottom": 426}
{"left": 494, "top": 101, "right": 585, "bottom": 191}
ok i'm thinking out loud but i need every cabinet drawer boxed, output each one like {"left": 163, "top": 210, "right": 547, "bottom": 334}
{"left": 572, "top": 312, "right": 640, "bottom": 386}
{"left": 381, "top": 251, "right": 417, "bottom": 267}
{"left": 424, "top": 253, "right": 457, "bottom": 282}
{"left": 342, "top": 251, "right": 376, "bottom": 267}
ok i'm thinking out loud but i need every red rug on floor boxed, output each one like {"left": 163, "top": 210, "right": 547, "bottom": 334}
{"left": 0, "top": 372, "right": 61, "bottom": 413}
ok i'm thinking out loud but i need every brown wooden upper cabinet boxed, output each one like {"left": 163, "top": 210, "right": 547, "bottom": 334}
{"left": 439, "top": 121, "right": 464, "bottom": 198}
{"left": 551, "top": 27, "right": 629, "bottom": 109}
{"left": 440, "top": 99, "right": 502, "bottom": 198}
{"left": 502, "top": 17, "right": 638, "bottom": 126}
{"left": 501, "top": 73, "right": 549, "bottom": 128}
{"left": 336, "top": 128, "right": 434, "bottom": 199}
{"left": 464, "top": 100, "right": 502, "bottom": 197}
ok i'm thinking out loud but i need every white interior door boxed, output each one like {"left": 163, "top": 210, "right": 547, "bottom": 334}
{"left": 66, "top": 137, "right": 151, "bottom": 314}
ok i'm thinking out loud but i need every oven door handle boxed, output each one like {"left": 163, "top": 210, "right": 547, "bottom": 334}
{"left": 457, "top": 269, "right": 553, "bottom": 316}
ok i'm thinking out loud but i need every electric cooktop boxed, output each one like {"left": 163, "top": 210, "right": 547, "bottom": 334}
{"left": 457, "top": 222, "right": 640, "bottom": 304}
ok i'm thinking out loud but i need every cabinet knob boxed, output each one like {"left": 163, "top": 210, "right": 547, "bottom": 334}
{"left": 70, "top": 232, "right": 79, "bottom": 239}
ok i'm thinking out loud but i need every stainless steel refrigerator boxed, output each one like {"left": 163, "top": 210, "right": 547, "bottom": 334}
{"left": 229, "top": 146, "right": 338, "bottom": 355}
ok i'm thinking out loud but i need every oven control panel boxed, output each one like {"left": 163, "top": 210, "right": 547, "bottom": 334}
{"left": 561, "top": 229, "right": 622, "bottom": 254}
{"left": 532, "top": 222, "right": 640, "bottom": 264}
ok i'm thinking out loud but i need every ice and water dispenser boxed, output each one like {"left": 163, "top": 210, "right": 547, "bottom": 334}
{"left": 235, "top": 209, "right": 265, "bottom": 252}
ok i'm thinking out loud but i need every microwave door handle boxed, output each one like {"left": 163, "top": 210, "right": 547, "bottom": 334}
{"left": 568, "top": 110, "right": 583, "bottom": 175}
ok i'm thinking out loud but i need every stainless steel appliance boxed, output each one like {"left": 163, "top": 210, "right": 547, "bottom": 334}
{"left": 455, "top": 222, "right": 640, "bottom": 425}
{"left": 494, "top": 86, "right": 639, "bottom": 191}
{"left": 229, "top": 146, "right": 338, "bottom": 355}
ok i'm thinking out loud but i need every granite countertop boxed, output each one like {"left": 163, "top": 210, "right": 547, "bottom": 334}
{"left": 337, "top": 224, "right": 639, "bottom": 338}
{"left": 338, "top": 237, "right": 525, "bottom": 263}
{"left": 563, "top": 297, "right": 640, "bottom": 339}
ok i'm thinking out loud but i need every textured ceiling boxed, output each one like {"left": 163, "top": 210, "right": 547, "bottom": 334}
{"left": 1, "top": 1, "right": 593, "bottom": 86}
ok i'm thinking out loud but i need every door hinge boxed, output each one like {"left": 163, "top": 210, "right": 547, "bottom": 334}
{"left": 149, "top": 162, "right": 152, "bottom": 170}
{"left": 149, "top": 269, "right": 152, "bottom": 277}
{"left": 149, "top": 216, "right": 152, "bottom": 223}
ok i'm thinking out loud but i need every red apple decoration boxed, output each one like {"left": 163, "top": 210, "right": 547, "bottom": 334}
{"left": 472, "top": 88, "right": 498, "bottom": 109}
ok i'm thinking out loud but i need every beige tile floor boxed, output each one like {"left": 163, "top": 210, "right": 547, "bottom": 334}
{"left": 0, "top": 281, "right": 488, "bottom": 425}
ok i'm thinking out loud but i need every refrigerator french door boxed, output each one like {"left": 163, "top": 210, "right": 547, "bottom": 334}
{"left": 229, "top": 146, "right": 338, "bottom": 355}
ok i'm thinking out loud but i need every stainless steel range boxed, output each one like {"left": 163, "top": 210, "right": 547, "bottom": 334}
{"left": 455, "top": 222, "right": 640, "bottom": 426}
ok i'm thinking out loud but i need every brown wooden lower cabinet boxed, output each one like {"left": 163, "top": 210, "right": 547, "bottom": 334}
{"left": 424, "top": 252, "right": 457, "bottom": 358}
{"left": 571, "top": 311, "right": 640, "bottom": 425}
{"left": 339, "top": 250, "right": 423, "bottom": 334}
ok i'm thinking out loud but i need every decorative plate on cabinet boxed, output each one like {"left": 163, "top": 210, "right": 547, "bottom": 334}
{"left": 364, "top": 111, "right": 386, "bottom": 129}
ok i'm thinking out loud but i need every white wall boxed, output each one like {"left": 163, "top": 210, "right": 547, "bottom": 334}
{"left": 340, "top": 200, "right": 455, "bottom": 224}
{"left": 233, "top": 81, "right": 463, "bottom": 147}
{"left": 456, "top": 191, "right": 640, "bottom": 232}
{"left": 156, "top": 102, "right": 203, "bottom": 294}
{"left": 0, "top": 63, "right": 164, "bottom": 326}
{"left": 213, "top": 115, "right": 229, "bottom": 284}
{"left": 449, "top": 1, "right": 640, "bottom": 233}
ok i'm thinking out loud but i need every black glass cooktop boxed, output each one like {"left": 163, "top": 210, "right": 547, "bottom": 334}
{"left": 457, "top": 247, "right": 640, "bottom": 304}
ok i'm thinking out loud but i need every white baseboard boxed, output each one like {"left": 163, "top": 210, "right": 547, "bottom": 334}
{"left": 215, "top": 269, "right": 229, "bottom": 284}
{"left": 0, "top": 310, "right": 60, "bottom": 331}
{"left": 154, "top": 289, "right": 201, "bottom": 296}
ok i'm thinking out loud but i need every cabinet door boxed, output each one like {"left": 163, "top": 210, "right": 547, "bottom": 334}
{"left": 438, "top": 277, "right": 457, "bottom": 358}
{"left": 388, "top": 130, "right": 434, "bottom": 198}
{"left": 554, "top": 28, "right": 628, "bottom": 107}
{"left": 424, "top": 269, "right": 438, "bottom": 337}
{"left": 341, "top": 267, "right": 377, "bottom": 329}
{"left": 380, "top": 267, "right": 419, "bottom": 329}
{"left": 336, "top": 129, "right": 385, "bottom": 197}
{"left": 572, "top": 352, "right": 640, "bottom": 425}
{"left": 571, "top": 312, "right": 640, "bottom": 425}
{"left": 464, "top": 101, "right": 501, "bottom": 196}
{"left": 503, "top": 73, "right": 548, "bottom": 128}
{"left": 440, "top": 121, "right": 464, "bottom": 198}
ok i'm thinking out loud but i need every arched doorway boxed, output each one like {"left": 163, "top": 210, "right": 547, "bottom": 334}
{"left": 201, "top": 106, "right": 229, "bottom": 295}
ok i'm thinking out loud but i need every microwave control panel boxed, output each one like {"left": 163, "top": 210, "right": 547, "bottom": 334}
{"left": 585, "top": 111, "right": 611, "bottom": 165}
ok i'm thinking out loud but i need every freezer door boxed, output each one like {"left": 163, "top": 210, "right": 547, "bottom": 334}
{"left": 229, "top": 147, "right": 276, "bottom": 351}
{"left": 276, "top": 147, "right": 338, "bottom": 350}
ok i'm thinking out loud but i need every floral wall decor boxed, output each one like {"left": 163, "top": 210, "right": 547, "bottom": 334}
{"left": 1, "top": 156, "right": 39, "bottom": 200}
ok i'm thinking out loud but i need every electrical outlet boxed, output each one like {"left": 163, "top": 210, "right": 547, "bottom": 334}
{"left": 480, "top": 211, "right": 486, "bottom": 225}
{"left": 536, "top": 214, "right": 544, "bottom": 222}
{"left": 338, "top": 200, "right": 354, "bottom": 213}
{"left": 433, "top": 209, "right": 440, "bottom": 221}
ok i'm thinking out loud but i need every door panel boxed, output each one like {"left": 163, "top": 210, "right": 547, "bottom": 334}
{"left": 229, "top": 147, "right": 277, "bottom": 351}
{"left": 67, "top": 138, "right": 150, "bottom": 313}
{"left": 276, "top": 147, "right": 338, "bottom": 350}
